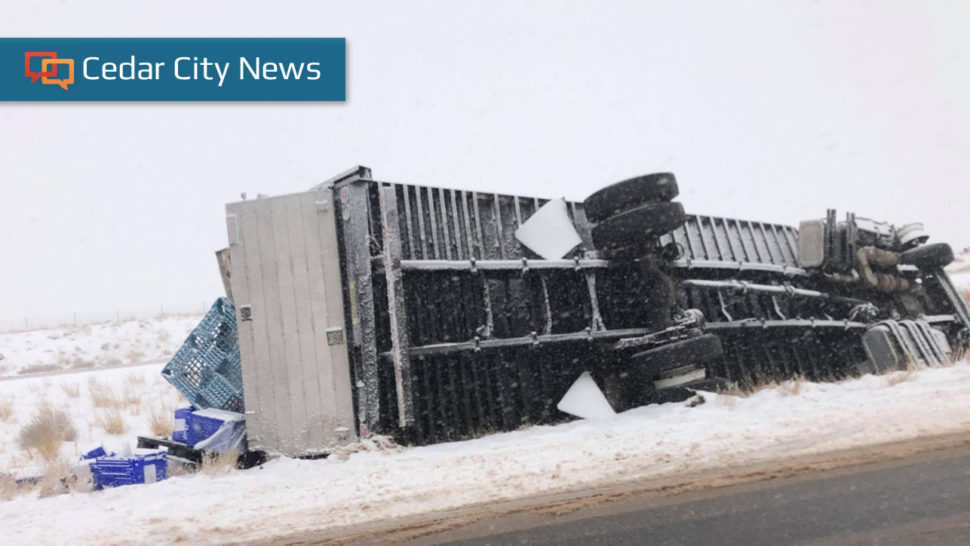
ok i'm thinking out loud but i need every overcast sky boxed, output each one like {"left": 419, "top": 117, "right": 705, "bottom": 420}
{"left": 2, "top": 1, "right": 969, "bottom": 322}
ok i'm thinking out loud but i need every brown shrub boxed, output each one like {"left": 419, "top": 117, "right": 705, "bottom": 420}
{"left": 96, "top": 408, "right": 127, "bottom": 435}
{"left": 36, "top": 459, "right": 72, "bottom": 498}
{"left": 61, "top": 382, "right": 80, "bottom": 398}
{"left": 0, "top": 398, "right": 14, "bottom": 423}
{"left": 88, "top": 377, "right": 121, "bottom": 408}
{"left": 148, "top": 403, "right": 173, "bottom": 437}
{"left": 122, "top": 387, "right": 141, "bottom": 407}
{"left": 122, "top": 373, "right": 146, "bottom": 388}
{"left": 886, "top": 369, "right": 915, "bottom": 386}
{"left": 0, "top": 474, "right": 20, "bottom": 500}
{"left": 18, "top": 407, "right": 77, "bottom": 459}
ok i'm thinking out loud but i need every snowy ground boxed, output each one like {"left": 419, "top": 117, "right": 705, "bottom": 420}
{"left": 0, "top": 257, "right": 966, "bottom": 544}
{"left": 0, "top": 364, "right": 182, "bottom": 479}
{"left": 3, "top": 360, "right": 970, "bottom": 544}
{"left": 0, "top": 315, "right": 200, "bottom": 378}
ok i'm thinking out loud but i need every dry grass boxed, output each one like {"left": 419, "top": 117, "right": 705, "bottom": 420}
{"left": 886, "top": 369, "right": 916, "bottom": 386}
{"left": 148, "top": 403, "right": 173, "bottom": 437}
{"left": 778, "top": 376, "right": 806, "bottom": 396}
{"left": 715, "top": 393, "right": 739, "bottom": 409}
{"left": 122, "top": 373, "right": 146, "bottom": 388}
{"left": 95, "top": 408, "right": 127, "bottom": 435}
{"left": 0, "top": 398, "right": 14, "bottom": 423}
{"left": 122, "top": 387, "right": 142, "bottom": 407}
{"left": 201, "top": 451, "right": 238, "bottom": 476}
{"left": 31, "top": 458, "right": 92, "bottom": 498}
{"left": 125, "top": 349, "right": 145, "bottom": 363}
{"left": 166, "top": 460, "right": 197, "bottom": 478}
{"left": 70, "top": 357, "right": 95, "bottom": 369}
{"left": 0, "top": 474, "right": 20, "bottom": 500}
{"left": 730, "top": 375, "right": 808, "bottom": 397}
{"left": 103, "top": 356, "right": 123, "bottom": 367}
{"left": 36, "top": 458, "right": 72, "bottom": 498}
{"left": 18, "top": 405, "right": 78, "bottom": 460}
{"left": 88, "top": 377, "right": 121, "bottom": 408}
{"left": 120, "top": 373, "right": 146, "bottom": 408}
{"left": 60, "top": 382, "right": 80, "bottom": 398}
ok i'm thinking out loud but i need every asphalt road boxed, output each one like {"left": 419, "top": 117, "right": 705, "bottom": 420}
{"left": 430, "top": 443, "right": 970, "bottom": 545}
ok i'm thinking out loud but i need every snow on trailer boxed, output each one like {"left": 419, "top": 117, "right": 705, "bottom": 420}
{"left": 217, "top": 166, "right": 970, "bottom": 457}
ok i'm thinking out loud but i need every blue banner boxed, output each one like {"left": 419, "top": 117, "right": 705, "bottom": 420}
{"left": 0, "top": 38, "right": 345, "bottom": 101}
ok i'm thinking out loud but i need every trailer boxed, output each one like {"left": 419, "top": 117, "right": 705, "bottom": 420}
{"left": 219, "top": 166, "right": 970, "bottom": 457}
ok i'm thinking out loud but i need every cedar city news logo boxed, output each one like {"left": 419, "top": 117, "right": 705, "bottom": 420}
{"left": 24, "top": 51, "right": 74, "bottom": 90}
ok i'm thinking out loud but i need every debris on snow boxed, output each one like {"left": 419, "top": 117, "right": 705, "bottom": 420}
{"left": 557, "top": 371, "right": 616, "bottom": 420}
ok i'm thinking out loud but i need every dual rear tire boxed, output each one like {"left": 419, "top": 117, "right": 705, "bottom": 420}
{"left": 583, "top": 173, "right": 687, "bottom": 252}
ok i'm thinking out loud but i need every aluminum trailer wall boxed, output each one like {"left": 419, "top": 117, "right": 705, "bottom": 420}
{"left": 226, "top": 189, "right": 357, "bottom": 456}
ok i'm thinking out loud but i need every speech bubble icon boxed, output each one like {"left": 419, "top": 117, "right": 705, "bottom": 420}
{"left": 24, "top": 51, "right": 58, "bottom": 83}
{"left": 41, "top": 58, "right": 74, "bottom": 90}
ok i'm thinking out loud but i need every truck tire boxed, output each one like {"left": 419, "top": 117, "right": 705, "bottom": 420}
{"left": 591, "top": 201, "right": 686, "bottom": 251}
{"left": 900, "top": 242, "right": 954, "bottom": 269}
{"left": 631, "top": 334, "right": 723, "bottom": 377}
{"left": 583, "top": 173, "right": 679, "bottom": 223}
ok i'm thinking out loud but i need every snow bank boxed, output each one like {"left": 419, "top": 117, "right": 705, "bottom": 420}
{"left": 0, "top": 315, "right": 201, "bottom": 378}
{"left": 4, "top": 361, "right": 970, "bottom": 545}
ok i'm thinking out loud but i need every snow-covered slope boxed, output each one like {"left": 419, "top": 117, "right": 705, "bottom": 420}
{"left": 4, "top": 360, "right": 970, "bottom": 545}
{"left": 0, "top": 316, "right": 201, "bottom": 378}
{"left": 0, "top": 364, "right": 182, "bottom": 479}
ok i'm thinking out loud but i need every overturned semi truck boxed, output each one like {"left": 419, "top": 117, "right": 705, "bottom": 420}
{"left": 216, "top": 166, "right": 970, "bottom": 457}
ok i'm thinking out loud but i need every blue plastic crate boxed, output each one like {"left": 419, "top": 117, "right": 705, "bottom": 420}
{"left": 186, "top": 408, "right": 246, "bottom": 452}
{"left": 92, "top": 450, "right": 167, "bottom": 488}
{"left": 199, "top": 371, "right": 244, "bottom": 413}
{"left": 162, "top": 298, "right": 244, "bottom": 412}
{"left": 172, "top": 406, "right": 194, "bottom": 443}
{"left": 80, "top": 445, "right": 107, "bottom": 461}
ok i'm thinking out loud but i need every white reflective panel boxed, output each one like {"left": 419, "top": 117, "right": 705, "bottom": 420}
{"left": 514, "top": 198, "right": 582, "bottom": 259}
{"left": 557, "top": 371, "right": 616, "bottom": 420}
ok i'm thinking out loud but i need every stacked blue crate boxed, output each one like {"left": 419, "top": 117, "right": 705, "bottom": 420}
{"left": 91, "top": 450, "right": 167, "bottom": 488}
{"left": 186, "top": 408, "right": 246, "bottom": 453}
{"left": 162, "top": 298, "right": 244, "bottom": 412}
{"left": 172, "top": 406, "right": 194, "bottom": 443}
